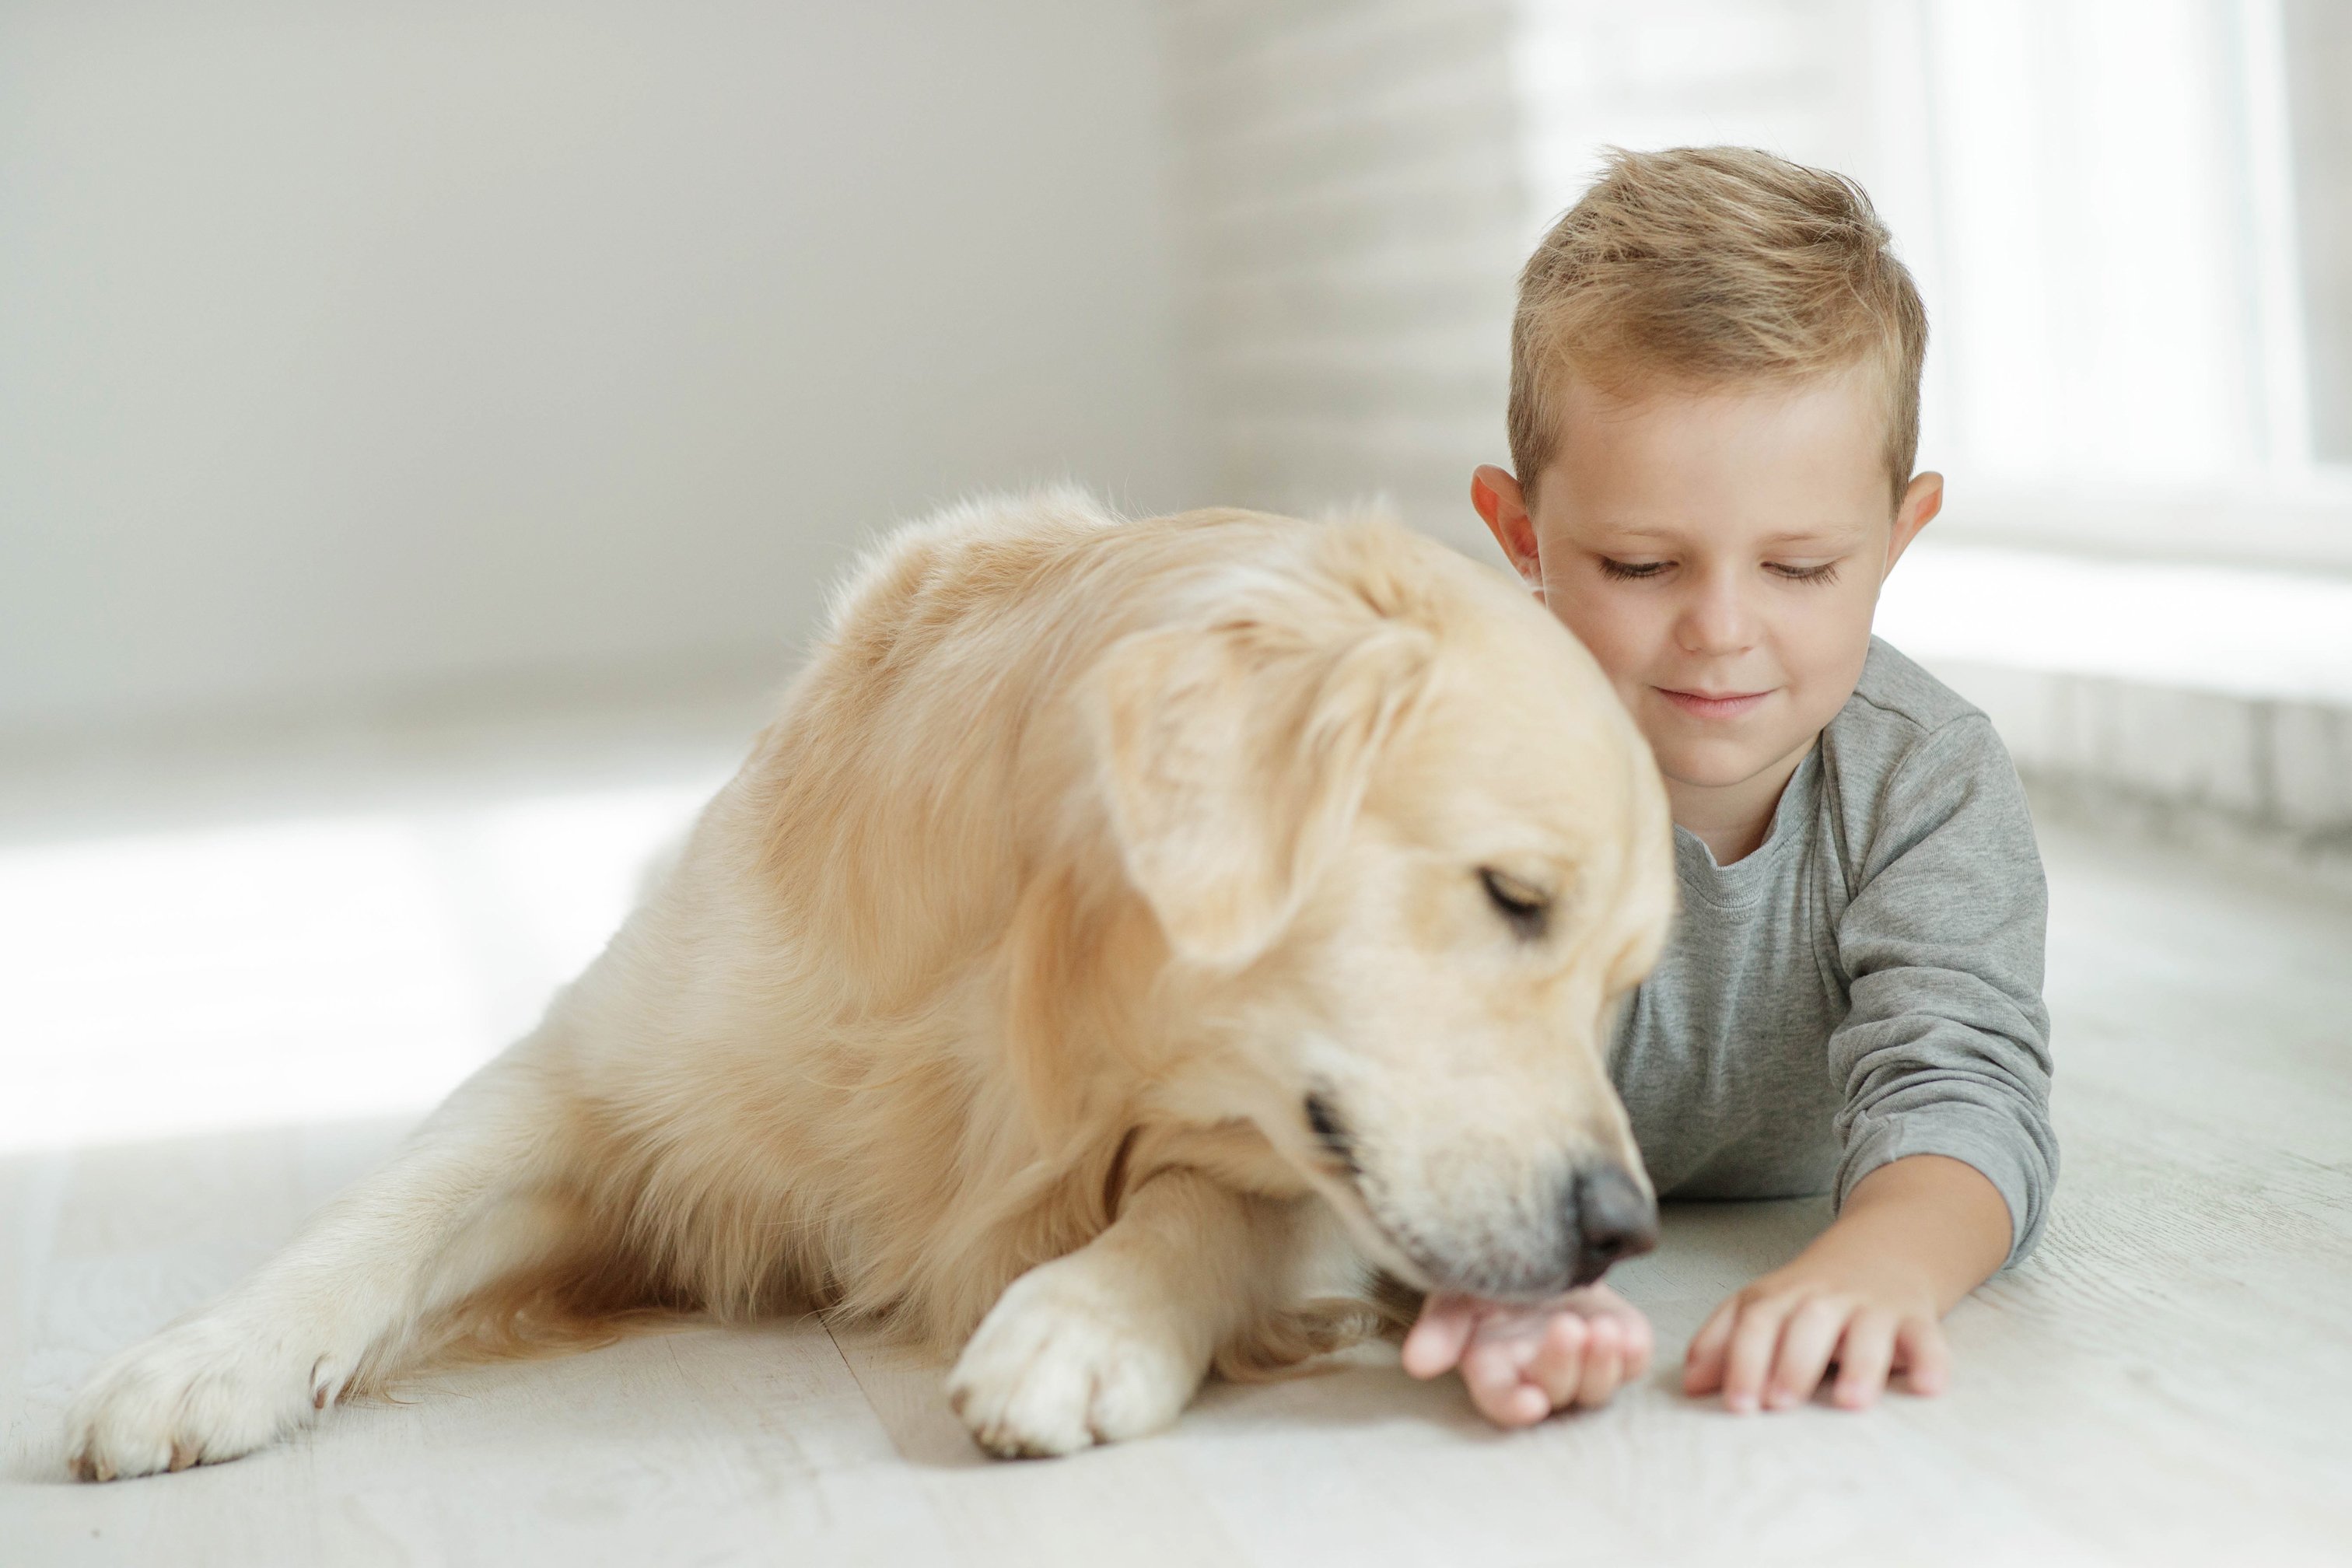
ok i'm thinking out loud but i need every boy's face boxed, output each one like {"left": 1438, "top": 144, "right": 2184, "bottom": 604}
{"left": 1474, "top": 369, "right": 1941, "bottom": 803}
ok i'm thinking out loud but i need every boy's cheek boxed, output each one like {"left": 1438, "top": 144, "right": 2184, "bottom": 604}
{"left": 1542, "top": 584, "right": 1595, "bottom": 635}
{"left": 1534, "top": 586, "right": 1643, "bottom": 677}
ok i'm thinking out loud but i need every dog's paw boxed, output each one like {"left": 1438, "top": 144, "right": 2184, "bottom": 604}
{"left": 946, "top": 1258, "right": 1207, "bottom": 1458}
{"left": 65, "top": 1311, "right": 349, "bottom": 1482}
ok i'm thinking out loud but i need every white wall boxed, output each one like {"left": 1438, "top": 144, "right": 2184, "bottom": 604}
{"left": 1160, "top": 1, "right": 1529, "bottom": 558}
{"left": 0, "top": 2, "right": 1201, "bottom": 737}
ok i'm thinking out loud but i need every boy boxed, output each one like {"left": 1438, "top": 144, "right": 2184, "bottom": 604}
{"left": 1401, "top": 146, "right": 2056, "bottom": 1421}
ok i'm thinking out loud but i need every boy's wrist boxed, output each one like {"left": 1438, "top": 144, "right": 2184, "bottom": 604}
{"left": 1808, "top": 1153, "right": 2012, "bottom": 1313}
{"left": 1765, "top": 1234, "right": 1940, "bottom": 1318}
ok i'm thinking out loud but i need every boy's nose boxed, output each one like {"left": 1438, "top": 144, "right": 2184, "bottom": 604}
{"left": 1674, "top": 569, "right": 1758, "bottom": 656}
{"left": 1564, "top": 1164, "right": 1658, "bottom": 1286}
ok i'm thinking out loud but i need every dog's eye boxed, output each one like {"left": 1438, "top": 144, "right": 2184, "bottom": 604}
{"left": 1478, "top": 867, "right": 1551, "bottom": 940}
{"left": 1303, "top": 1092, "right": 1356, "bottom": 1173}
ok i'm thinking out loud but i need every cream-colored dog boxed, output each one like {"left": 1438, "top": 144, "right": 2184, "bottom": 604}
{"left": 65, "top": 492, "right": 1674, "bottom": 1478}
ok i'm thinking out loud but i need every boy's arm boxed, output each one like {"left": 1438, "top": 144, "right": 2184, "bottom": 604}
{"left": 1680, "top": 1151, "right": 2008, "bottom": 1409}
{"left": 1693, "top": 712, "right": 2055, "bottom": 1410}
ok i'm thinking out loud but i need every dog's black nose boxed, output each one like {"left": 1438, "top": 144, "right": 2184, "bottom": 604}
{"left": 1567, "top": 1165, "right": 1657, "bottom": 1286}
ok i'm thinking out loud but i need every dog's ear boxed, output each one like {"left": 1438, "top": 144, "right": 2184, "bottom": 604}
{"left": 1090, "top": 614, "right": 1433, "bottom": 968}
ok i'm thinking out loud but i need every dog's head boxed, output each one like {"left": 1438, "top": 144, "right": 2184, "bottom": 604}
{"left": 1091, "top": 516, "right": 1675, "bottom": 1300}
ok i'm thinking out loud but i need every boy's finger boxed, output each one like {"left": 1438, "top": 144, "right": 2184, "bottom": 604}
{"left": 1831, "top": 1311, "right": 1899, "bottom": 1409}
{"left": 1463, "top": 1339, "right": 1548, "bottom": 1426}
{"left": 1463, "top": 1335, "right": 1533, "bottom": 1412}
{"left": 1681, "top": 1298, "right": 1740, "bottom": 1394}
{"left": 1401, "top": 1296, "right": 1479, "bottom": 1379}
{"left": 1573, "top": 1318, "right": 1625, "bottom": 1409}
{"left": 1895, "top": 1314, "right": 1950, "bottom": 1396}
{"left": 1503, "top": 1381, "right": 1551, "bottom": 1426}
{"left": 1525, "top": 1313, "right": 1589, "bottom": 1409}
{"left": 1766, "top": 1297, "right": 1849, "bottom": 1409}
{"left": 1719, "top": 1297, "right": 1796, "bottom": 1413}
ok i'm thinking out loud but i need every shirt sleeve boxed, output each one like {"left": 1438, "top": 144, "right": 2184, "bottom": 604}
{"left": 1826, "top": 713, "right": 2059, "bottom": 1270}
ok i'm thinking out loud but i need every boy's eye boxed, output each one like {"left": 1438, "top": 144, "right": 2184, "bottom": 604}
{"left": 1768, "top": 561, "right": 1843, "bottom": 584}
{"left": 1598, "top": 558, "right": 1668, "bottom": 581}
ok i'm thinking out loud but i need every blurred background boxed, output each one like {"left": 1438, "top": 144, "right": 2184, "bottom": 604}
{"left": 4, "top": 0, "right": 2350, "bottom": 1152}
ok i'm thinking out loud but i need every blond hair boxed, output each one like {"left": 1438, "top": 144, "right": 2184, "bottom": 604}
{"left": 1509, "top": 145, "right": 1928, "bottom": 503}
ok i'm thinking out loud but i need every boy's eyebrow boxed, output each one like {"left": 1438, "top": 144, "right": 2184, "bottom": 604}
{"left": 1587, "top": 523, "right": 1871, "bottom": 547}
{"left": 1757, "top": 527, "right": 1869, "bottom": 548}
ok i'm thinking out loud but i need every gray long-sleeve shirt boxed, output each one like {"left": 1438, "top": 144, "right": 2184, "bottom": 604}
{"left": 1610, "top": 637, "right": 2058, "bottom": 1268}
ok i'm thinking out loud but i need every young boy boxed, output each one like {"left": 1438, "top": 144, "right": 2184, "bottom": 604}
{"left": 1400, "top": 146, "right": 2056, "bottom": 1422}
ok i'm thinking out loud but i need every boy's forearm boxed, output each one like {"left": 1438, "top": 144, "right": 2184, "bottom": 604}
{"left": 1797, "top": 1153, "right": 2013, "bottom": 1314}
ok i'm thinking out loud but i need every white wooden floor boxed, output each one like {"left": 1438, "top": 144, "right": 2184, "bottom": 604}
{"left": 3, "top": 709, "right": 2350, "bottom": 1566}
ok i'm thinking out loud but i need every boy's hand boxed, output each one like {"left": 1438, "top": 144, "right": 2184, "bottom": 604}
{"left": 1681, "top": 1156, "right": 2011, "bottom": 1413}
{"left": 1402, "top": 1283, "right": 1654, "bottom": 1426}
{"left": 1682, "top": 1251, "right": 1948, "bottom": 1412}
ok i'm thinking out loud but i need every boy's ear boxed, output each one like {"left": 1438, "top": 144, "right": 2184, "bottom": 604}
{"left": 1472, "top": 465, "right": 1542, "bottom": 593}
{"left": 1885, "top": 471, "right": 1944, "bottom": 577}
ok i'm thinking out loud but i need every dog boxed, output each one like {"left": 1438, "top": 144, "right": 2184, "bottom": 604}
{"left": 65, "top": 491, "right": 1675, "bottom": 1477}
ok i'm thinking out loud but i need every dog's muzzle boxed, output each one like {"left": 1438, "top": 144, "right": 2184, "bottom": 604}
{"left": 1299, "top": 1092, "right": 1657, "bottom": 1296}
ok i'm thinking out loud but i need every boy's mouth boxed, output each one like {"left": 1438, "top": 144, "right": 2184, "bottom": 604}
{"left": 1656, "top": 687, "right": 1771, "bottom": 720}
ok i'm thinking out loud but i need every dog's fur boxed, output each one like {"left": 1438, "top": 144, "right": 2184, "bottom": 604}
{"left": 65, "top": 492, "right": 1675, "bottom": 1476}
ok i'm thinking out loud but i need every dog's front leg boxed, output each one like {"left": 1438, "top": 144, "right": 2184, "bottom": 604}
{"left": 947, "top": 1168, "right": 1320, "bottom": 1458}
{"left": 65, "top": 1050, "right": 579, "bottom": 1480}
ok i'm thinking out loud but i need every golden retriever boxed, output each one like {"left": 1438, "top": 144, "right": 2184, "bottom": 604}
{"left": 65, "top": 491, "right": 1674, "bottom": 1476}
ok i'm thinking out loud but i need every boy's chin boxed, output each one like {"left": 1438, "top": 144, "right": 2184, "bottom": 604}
{"left": 1653, "top": 735, "right": 1814, "bottom": 793}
